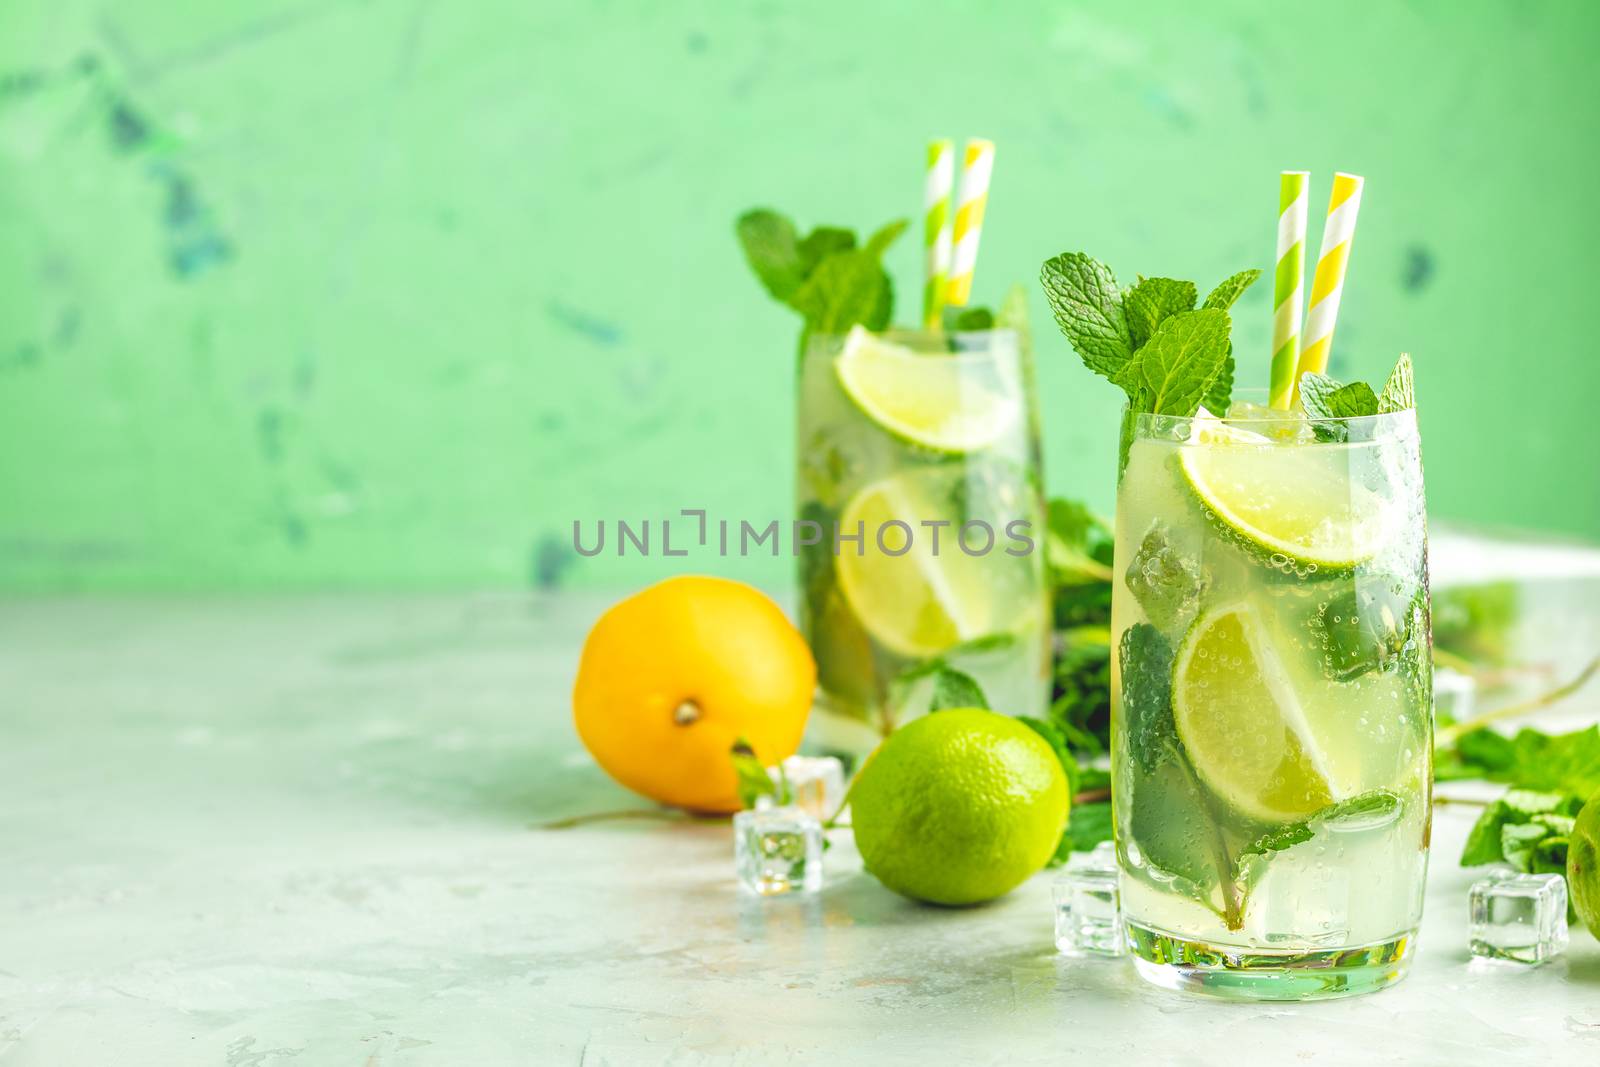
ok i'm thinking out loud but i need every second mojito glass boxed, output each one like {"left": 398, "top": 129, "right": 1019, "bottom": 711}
{"left": 796, "top": 327, "right": 1050, "bottom": 757}
{"left": 1111, "top": 396, "right": 1433, "bottom": 1000}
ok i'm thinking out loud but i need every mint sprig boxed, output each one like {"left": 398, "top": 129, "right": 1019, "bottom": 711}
{"left": 1299, "top": 373, "right": 1380, "bottom": 420}
{"left": 736, "top": 210, "right": 908, "bottom": 338}
{"left": 1297, "top": 352, "right": 1418, "bottom": 426}
{"left": 1040, "top": 252, "right": 1258, "bottom": 416}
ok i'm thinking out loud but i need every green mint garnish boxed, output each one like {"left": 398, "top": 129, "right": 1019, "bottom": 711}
{"left": 1039, "top": 252, "right": 1134, "bottom": 380}
{"left": 736, "top": 210, "right": 908, "bottom": 337}
{"left": 1299, "top": 372, "right": 1380, "bottom": 420}
{"left": 1114, "top": 308, "right": 1232, "bottom": 416}
{"left": 1124, "top": 277, "right": 1197, "bottom": 349}
{"left": 1203, "top": 350, "right": 1235, "bottom": 418}
{"left": 735, "top": 210, "right": 808, "bottom": 302}
{"left": 1378, "top": 352, "right": 1415, "bottom": 414}
{"left": 1040, "top": 252, "right": 1258, "bottom": 416}
{"left": 1297, "top": 352, "right": 1417, "bottom": 436}
{"left": 1202, "top": 269, "right": 1264, "bottom": 311}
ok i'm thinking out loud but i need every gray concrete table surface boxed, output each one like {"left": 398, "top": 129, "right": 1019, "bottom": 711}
{"left": 2, "top": 589, "right": 1598, "bottom": 1067}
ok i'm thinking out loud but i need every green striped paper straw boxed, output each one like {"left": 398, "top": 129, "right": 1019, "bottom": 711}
{"left": 922, "top": 139, "right": 955, "bottom": 329}
{"left": 1270, "top": 170, "right": 1309, "bottom": 409}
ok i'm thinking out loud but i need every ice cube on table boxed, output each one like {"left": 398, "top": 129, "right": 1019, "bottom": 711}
{"left": 735, "top": 807, "right": 823, "bottom": 896}
{"left": 1053, "top": 860, "right": 1123, "bottom": 957}
{"left": 1067, "top": 840, "right": 1118, "bottom": 874}
{"left": 770, "top": 755, "right": 846, "bottom": 820}
{"left": 1432, "top": 666, "right": 1475, "bottom": 724}
{"left": 1468, "top": 870, "right": 1568, "bottom": 964}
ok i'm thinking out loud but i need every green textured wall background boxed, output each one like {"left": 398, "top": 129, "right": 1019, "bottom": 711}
{"left": 2, "top": 1, "right": 1597, "bottom": 591}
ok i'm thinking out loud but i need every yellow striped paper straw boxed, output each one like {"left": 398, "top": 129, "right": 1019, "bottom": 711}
{"left": 922, "top": 139, "right": 956, "bottom": 329}
{"left": 1295, "top": 172, "right": 1365, "bottom": 394}
{"left": 945, "top": 138, "right": 995, "bottom": 308}
{"left": 1269, "top": 171, "right": 1309, "bottom": 409}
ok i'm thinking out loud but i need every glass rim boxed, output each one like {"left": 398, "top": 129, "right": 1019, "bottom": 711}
{"left": 1124, "top": 387, "right": 1417, "bottom": 431}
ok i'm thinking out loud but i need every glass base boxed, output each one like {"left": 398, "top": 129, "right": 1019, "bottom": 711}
{"left": 1126, "top": 921, "right": 1417, "bottom": 1002}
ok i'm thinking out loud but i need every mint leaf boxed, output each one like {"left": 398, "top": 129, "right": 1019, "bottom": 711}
{"left": 1202, "top": 268, "right": 1263, "bottom": 311}
{"left": 1040, "top": 253, "right": 1134, "bottom": 380}
{"left": 1124, "top": 520, "right": 1204, "bottom": 633}
{"left": 1122, "top": 308, "right": 1231, "bottom": 416}
{"left": 790, "top": 250, "right": 893, "bottom": 334}
{"left": 1049, "top": 626, "right": 1112, "bottom": 754}
{"left": 1203, "top": 350, "right": 1234, "bottom": 415}
{"left": 944, "top": 306, "right": 995, "bottom": 331}
{"left": 1237, "top": 790, "right": 1402, "bottom": 872}
{"left": 1124, "top": 277, "right": 1197, "bottom": 349}
{"left": 1299, "top": 373, "right": 1380, "bottom": 420}
{"left": 1453, "top": 725, "right": 1600, "bottom": 800}
{"left": 1120, "top": 623, "right": 1177, "bottom": 774}
{"left": 929, "top": 666, "right": 989, "bottom": 712}
{"left": 864, "top": 218, "right": 908, "bottom": 256}
{"left": 797, "top": 226, "right": 856, "bottom": 276}
{"left": 1461, "top": 789, "right": 1582, "bottom": 866}
{"left": 730, "top": 736, "right": 782, "bottom": 810}
{"left": 736, "top": 210, "right": 806, "bottom": 303}
{"left": 1046, "top": 498, "right": 1115, "bottom": 587}
{"left": 996, "top": 283, "right": 1030, "bottom": 337}
{"left": 1378, "top": 352, "right": 1415, "bottom": 413}
{"left": 739, "top": 212, "right": 905, "bottom": 334}
{"left": 1061, "top": 799, "right": 1114, "bottom": 855}
{"left": 1502, "top": 814, "right": 1575, "bottom": 875}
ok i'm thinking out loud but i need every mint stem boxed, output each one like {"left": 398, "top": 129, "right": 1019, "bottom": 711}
{"left": 1436, "top": 655, "right": 1599, "bottom": 748}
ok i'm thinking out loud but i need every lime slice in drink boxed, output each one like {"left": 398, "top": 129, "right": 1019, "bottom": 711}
{"left": 1171, "top": 603, "right": 1366, "bottom": 824}
{"left": 834, "top": 326, "right": 1020, "bottom": 453}
{"left": 835, "top": 467, "right": 1005, "bottom": 659}
{"left": 1179, "top": 415, "right": 1389, "bottom": 568}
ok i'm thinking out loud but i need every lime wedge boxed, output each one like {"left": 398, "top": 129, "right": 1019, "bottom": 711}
{"left": 1172, "top": 603, "right": 1366, "bottom": 824}
{"left": 834, "top": 326, "right": 1019, "bottom": 453}
{"left": 835, "top": 467, "right": 1018, "bottom": 659}
{"left": 1179, "top": 415, "right": 1389, "bottom": 568}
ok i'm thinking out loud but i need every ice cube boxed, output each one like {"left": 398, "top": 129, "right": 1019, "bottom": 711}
{"left": 1124, "top": 520, "right": 1204, "bottom": 632}
{"left": 1067, "top": 839, "right": 1118, "bottom": 874}
{"left": 735, "top": 808, "right": 823, "bottom": 896}
{"left": 1225, "top": 400, "right": 1316, "bottom": 441}
{"left": 771, "top": 755, "right": 846, "bottom": 821}
{"left": 1432, "top": 666, "right": 1476, "bottom": 724}
{"left": 1052, "top": 864, "right": 1123, "bottom": 957}
{"left": 1468, "top": 870, "right": 1568, "bottom": 964}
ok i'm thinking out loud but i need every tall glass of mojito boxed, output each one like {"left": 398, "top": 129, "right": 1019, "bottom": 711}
{"left": 796, "top": 325, "right": 1050, "bottom": 756}
{"left": 1112, "top": 396, "right": 1431, "bottom": 999}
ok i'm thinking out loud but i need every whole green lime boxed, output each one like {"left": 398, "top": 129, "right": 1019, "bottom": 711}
{"left": 1569, "top": 791, "right": 1600, "bottom": 939}
{"left": 850, "top": 708, "right": 1069, "bottom": 906}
